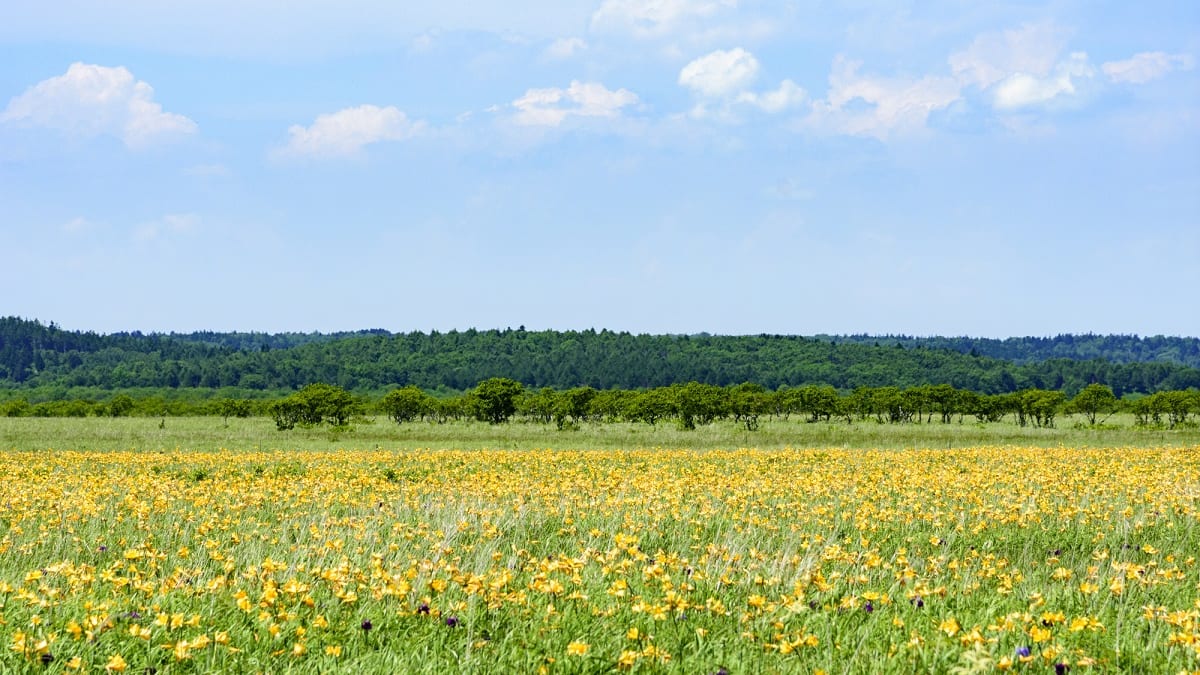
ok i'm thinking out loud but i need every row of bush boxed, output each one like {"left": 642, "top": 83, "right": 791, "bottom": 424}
{"left": 5, "top": 380, "right": 1196, "bottom": 431}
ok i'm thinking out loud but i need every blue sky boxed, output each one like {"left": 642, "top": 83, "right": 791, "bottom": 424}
{"left": 2, "top": 1, "right": 1197, "bottom": 337}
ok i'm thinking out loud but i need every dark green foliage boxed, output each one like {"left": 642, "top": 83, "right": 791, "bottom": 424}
{"left": 379, "top": 386, "right": 432, "bottom": 424}
{"left": 469, "top": 378, "right": 524, "bottom": 424}
{"left": 3, "top": 317, "right": 1199, "bottom": 395}
{"left": 1068, "top": 384, "right": 1118, "bottom": 425}
{"left": 625, "top": 389, "right": 674, "bottom": 427}
{"left": 816, "top": 333, "right": 1200, "bottom": 368}
{"left": 672, "top": 382, "right": 727, "bottom": 430}
{"left": 269, "top": 383, "right": 358, "bottom": 430}
{"left": 106, "top": 394, "right": 135, "bottom": 417}
{"left": 1013, "top": 389, "right": 1068, "bottom": 428}
{"left": 216, "top": 398, "right": 255, "bottom": 425}
{"left": 1132, "top": 390, "right": 1200, "bottom": 428}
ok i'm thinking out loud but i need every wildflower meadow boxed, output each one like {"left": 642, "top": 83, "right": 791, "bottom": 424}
{"left": 1, "top": 422, "right": 1197, "bottom": 673}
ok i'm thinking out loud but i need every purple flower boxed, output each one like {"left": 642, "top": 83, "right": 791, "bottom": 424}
{"left": 863, "top": 602, "right": 874, "bottom": 613}
{"left": 98, "top": 545, "right": 108, "bottom": 553}
{"left": 445, "top": 616, "right": 460, "bottom": 628}
{"left": 40, "top": 653, "right": 54, "bottom": 665}
{"left": 417, "top": 603, "right": 430, "bottom": 615}
{"left": 910, "top": 596, "right": 924, "bottom": 608}
{"left": 1055, "top": 664, "right": 1070, "bottom": 675}
{"left": 1015, "top": 646, "right": 1031, "bottom": 658}
{"left": 712, "top": 668, "right": 729, "bottom": 675}
{"left": 361, "top": 619, "right": 373, "bottom": 631}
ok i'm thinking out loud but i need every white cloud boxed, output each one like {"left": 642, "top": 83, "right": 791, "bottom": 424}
{"left": 993, "top": 52, "right": 1094, "bottom": 109}
{"left": 679, "top": 48, "right": 760, "bottom": 97}
{"left": 0, "top": 62, "right": 196, "bottom": 148}
{"left": 543, "top": 37, "right": 587, "bottom": 60}
{"left": 737, "top": 79, "right": 806, "bottom": 113}
{"left": 280, "top": 105, "right": 423, "bottom": 158}
{"left": 1102, "top": 52, "right": 1195, "bottom": 84}
{"left": 591, "top": 0, "right": 737, "bottom": 38}
{"left": 950, "top": 22, "right": 1067, "bottom": 89}
{"left": 805, "top": 56, "right": 961, "bottom": 139}
{"left": 511, "top": 80, "right": 639, "bottom": 127}
{"left": 676, "top": 48, "right": 803, "bottom": 119}
{"left": 949, "top": 23, "right": 1098, "bottom": 111}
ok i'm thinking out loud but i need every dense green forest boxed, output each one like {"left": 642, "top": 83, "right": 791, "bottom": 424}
{"left": 2, "top": 317, "right": 1199, "bottom": 397}
{"left": 816, "top": 334, "right": 1200, "bottom": 368}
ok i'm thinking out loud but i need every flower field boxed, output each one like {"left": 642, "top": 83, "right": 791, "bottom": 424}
{"left": 1, "top": 445, "right": 1198, "bottom": 673}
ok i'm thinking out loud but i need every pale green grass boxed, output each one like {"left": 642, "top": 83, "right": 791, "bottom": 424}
{"left": 1, "top": 414, "right": 1197, "bottom": 453}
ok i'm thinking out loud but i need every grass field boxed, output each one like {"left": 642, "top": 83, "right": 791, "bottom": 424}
{"left": 1, "top": 418, "right": 1198, "bottom": 673}
{"left": 2, "top": 413, "right": 1199, "bottom": 453}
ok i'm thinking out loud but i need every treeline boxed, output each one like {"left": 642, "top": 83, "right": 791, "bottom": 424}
{"left": 818, "top": 334, "right": 1200, "bottom": 368}
{"left": 3, "top": 318, "right": 1200, "bottom": 396}
{"left": 289, "top": 381, "right": 1200, "bottom": 431}
{"left": 5, "top": 380, "right": 1197, "bottom": 432}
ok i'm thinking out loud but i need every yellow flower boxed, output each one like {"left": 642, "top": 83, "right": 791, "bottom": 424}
{"left": 10, "top": 630, "right": 27, "bottom": 653}
{"left": 567, "top": 641, "right": 589, "bottom": 656}
{"left": 939, "top": 617, "right": 960, "bottom": 637}
{"left": 325, "top": 645, "right": 343, "bottom": 657}
{"left": 191, "top": 634, "right": 212, "bottom": 649}
{"left": 105, "top": 654, "right": 128, "bottom": 672}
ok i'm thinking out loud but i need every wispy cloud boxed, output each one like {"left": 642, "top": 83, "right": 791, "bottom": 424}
{"left": 510, "top": 81, "right": 639, "bottom": 127}
{"left": 1102, "top": 52, "right": 1195, "bottom": 84}
{"left": 949, "top": 22, "right": 1068, "bottom": 90}
{"left": 543, "top": 37, "right": 587, "bottom": 60}
{"left": 278, "top": 105, "right": 423, "bottom": 159}
{"left": 992, "top": 52, "right": 1094, "bottom": 109}
{"left": 803, "top": 56, "right": 960, "bottom": 139}
{"left": 590, "top": 0, "right": 737, "bottom": 38}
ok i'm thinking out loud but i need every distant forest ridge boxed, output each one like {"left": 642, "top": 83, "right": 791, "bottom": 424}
{"left": 1, "top": 317, "right": 1198, "bottom": 396}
